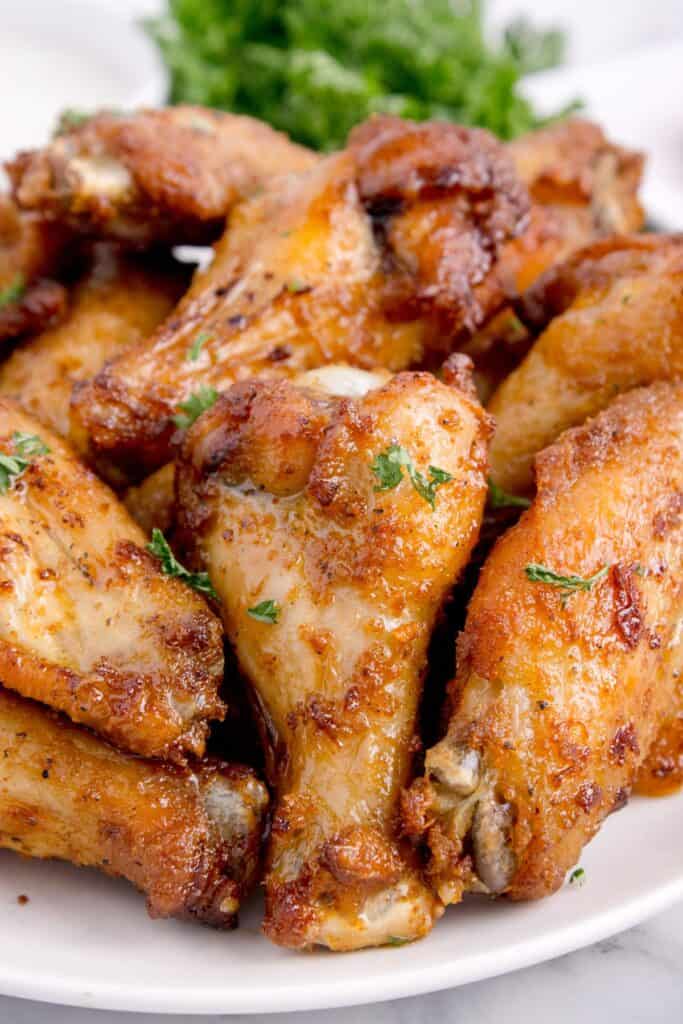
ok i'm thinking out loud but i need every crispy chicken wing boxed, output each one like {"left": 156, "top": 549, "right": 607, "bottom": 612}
{"left": 7, "top": 106, "right": 317, "bottom": 247}
{"left": 0, "top": 195, "right": 69, "bottom": 343}
{"left": 404, "top": 382, "right": 683, "bottom": 905}
{"left": 70, "top": 115, "right": 527, "bottom": 486}
{"left": 463, "top": 119, "right": 645, "bottom": 398}
{"left": 0, "top": 687, "right": 267, "bottom": 926}
{"left": 488, "top": 234, "right": 683, "bottom": 495}
{"left": 0, "top": 244, "right": 187, "bottom": 438}
{"left": 0, "top": 398, "right": 225, "bottom": 760}
{"left": 176, "top": 361, "right": 491, "bottom": 949}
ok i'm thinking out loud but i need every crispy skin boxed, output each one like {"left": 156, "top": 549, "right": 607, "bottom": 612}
{"left": 0, "top": 244, "right": 187, "bottom": 437}
{"left": 176, "top": 362, "right": 491, "bottom": 950}
{"left": 0, "top": 686, "right": 267, "bottom": 925}
{"left": 404, "top": 383, "right": 683, "bottom": 905}
{"left": 635, "top": 665, "right": 683, "bottom": 797}
{"left": 0, "top": 195, "right": 69, "bottom": 343}
{"left": 0, "top": 399, "right": 225, "bottom": 759}
{"left": 488, "top": 234, "right": 683, "bottom": 494}
{"left": 7, "top": 106, "right": 317, "bottom": 247}
{"left": 463, "top": 119, "right": 645, "bottom": 398}
{"left": 70, "top": 115, "right": 527, "bottom": 486}
{"left": 124, "top": 463, "right": 178, "bottom": 535}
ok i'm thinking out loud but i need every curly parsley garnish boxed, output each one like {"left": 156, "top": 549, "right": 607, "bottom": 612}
{"left": 488, "top": 478, "right": 531, "bottom": 510}
{"left": 525, "top": 563, "right": 609, "bottom": 606}
{"left": 0, "top": 274, "right": 26, "bottom": 310}
{"left": 0, "top": 432, "right": 50, "bottom": 495}
{"left": 247, "top": 599, "right": 281, "bottom": 624}
{"left": 147, "top": 528, "right": 218, "bottom": 599}
{"left": 187, "top": 332, "right": 212, "bottom": 361}
{"left": 172, "top": 385, "right": 218, "bottom": 430}
{"left": 371, "top": 444, "right": 453, "bottom": 510}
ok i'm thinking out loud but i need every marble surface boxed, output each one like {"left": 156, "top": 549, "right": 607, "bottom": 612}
{"left": 1, "top": 900, "right": 681, "bottom": 1022}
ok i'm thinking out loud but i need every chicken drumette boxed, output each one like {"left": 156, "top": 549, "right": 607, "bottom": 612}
{"left": 176, "top": 360, "right": 492, "bottom": 949}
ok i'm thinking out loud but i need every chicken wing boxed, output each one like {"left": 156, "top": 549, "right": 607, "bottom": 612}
{"left": 175, "top": 360, "right": 492, "bottom": 949}
{"left": 0, "top": 398, "right": 224, "bottom": 760}
{"left": 70, "top": 115, "right": 527, "bottom": 486}
{"left": 404, "top": 382, "right": 683, "bottom": 905}
{"left": 488, "top": 234, "right": 683, "bottom": 495}
{"left": 0, "top": 195, "right": 69, "bottom": 343}
{"left": 463, "top": 119, "right": 645, "bottom": 398}
{"left": 0, "top": 686, "right": 267, "bottom": 926}
{"left": 7, "top": 106, "right": 317, "bottom": 247}
{"left": 0, "top": 244, "right": 188, "bottom": 437}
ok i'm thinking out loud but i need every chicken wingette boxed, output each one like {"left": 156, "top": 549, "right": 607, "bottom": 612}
{"left": 0, "top": 244, "right": 187, "bottom": 437}
{"left": 404, "top": 382, "right": 683, "bottom": 904}
{"left": 176, "top": 360, "right": 491, "bottom": 950}
{"left": 0, "top": 398, "right": 224, "bottom": 760}
{"left": 0, "top": 686, "right": 267, "bottom": 926}
{"left": 70, "top": 115, "right": 527, "bottom": 486}
{"left": 6, "top": 106, "right": 317, "bottom": 246}
{"left": 488, "top": 234, "right": 683, "bottom": 495}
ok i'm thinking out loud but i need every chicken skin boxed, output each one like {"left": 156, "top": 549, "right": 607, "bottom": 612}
{"left": 488, "top": 234, "right": 683, "bottom": 495}
{"left": 0, "top": 244, "right": 187, "bottom": 437}
{"left": 404, "top": 382, "right": 683, "bottom": 905}
{"left": 175, "top": 361, "right": 491, "bottom": 950}
{"left": 0, "top": 195, "right": 69, "bottom": 344}
{"left": 0, "top": 398, "right": 224, "bottom": 760}
{"left": 0, "top": 687, "right": 267, "bottom": 926}
{"left": 463, "top": 119, "right": 645, "bottom": 398}
{"left": 71, "top": 115, "right": 527, "bottom": 486}
{"left": 6, "top": 106, "right": 317, "bottom": 247}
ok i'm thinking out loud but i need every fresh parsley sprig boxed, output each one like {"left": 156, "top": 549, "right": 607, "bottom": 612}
{"left": 13, "top": 432, "right": 50, "bottom": 458}
{"left": 172, "top": 385, "right": 218, "bottom": 430}
{"left": 0, "top": 432, "right": 50, "bottom": 495}
{"left": 247, "top": 599, "right": 280, "bottom": 624}
{"left": 525, "top": 563, "right": 609, "bottom": 606}
{"left": 147, "top": 528, "right": 218, "bottom": 600}
{"left": 371, "top": 444, "right": 453, "bottom": 510}
{"left": 488, "top": 478, "right": 531, "bottom": 510}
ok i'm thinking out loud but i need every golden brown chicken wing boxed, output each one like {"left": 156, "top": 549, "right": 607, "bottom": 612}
{"left": 0, "top": 398, "right": 224, "bottom": 760}
{"left": 70, "top": 115, "right": 527, "bottom": 486}
{"left": 404, "top": 382, "right": 683, "bottom": 905}
{"left": 0, "top": 686, "right": 267, "bottom": 926}
{"left": 488, "top": 234, "right": 683, "bottom": 495}
{"left": 176, "top": 360, "right": 491, "bottom": 950}
{"left": 7, "top": 106, "right": 317, "bottom": 246}
{"left": 0, "top": 244, "right": 188, "bottom": 438}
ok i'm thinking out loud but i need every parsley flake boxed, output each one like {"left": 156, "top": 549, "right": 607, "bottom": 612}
{"left": 286, "top": 279, "right": 309, "bottom": 294}
{"left": 488, "top": 478, "right": 531, "bottom": 510}
{"left": 172, "top": 385, "right": 218, "bottom": 430}
{"left": 187, "top": 332, "right": 211, "bottom": 361}
{"left": 569, "top": 867, "right": 585, "bottom": 886}
{"left": 247, "top": 599, "right": 280, "bottom": 624}
{"left": 0, "top": 274, "right": 25, "bottom": 310}
{"left": 147, "top": 528, "right": 218, "bottom": 599}
{"left": 525, "top": 563, "right": 609, "bottom": 606}
{"left": 371, "top": 444, "right": 453, "bottom": 510}
{"left": 387, "top": 935, "right": 410, "bottom": 946}
{"left": 0, "top": 432, "right": 50, "bottom": 495}
{"left": 12, "top": 432, "right": 50, "bottom": 458}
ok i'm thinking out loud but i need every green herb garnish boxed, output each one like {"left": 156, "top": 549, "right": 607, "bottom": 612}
{"left": 286, "top": 279, "right": 309, "bottom": 294}
{"left": 172, "top": 385, "right": 218, "bottom": 430}
{"left": 145, "top": 1, "right": 571, "bottom": 151}
{"left": 525, "top": 563, "right": 609, "bottom": 605}
{"left": 147, "top": 528, "right": 218, "bottom": 599}
{"left": 247, "top": 599, "right": 281, "bottom": 624}
{"left": 371, "top": 444, "right": 453, "bottom": 510}
{"left": 0, "top": 274, "right": 25, "bottom": 310}
{"left": 569, "top": 867, "right": 585, "bottom": 885}
{"left": 12, "top": 432, "right": 50, "bottom": 459}
{"left": 0, "top": 432, "right": 50, "bottom": 495}
{"left": 187, "top": 332, "right": 212, "bottom": 361}
{"left": 488, "top": 478, "right": 531, "bottom": 510}
{"left": 387, "top": 935, "right": 410, "bottom": 946}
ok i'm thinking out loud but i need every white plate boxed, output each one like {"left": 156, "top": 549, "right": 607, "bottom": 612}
{"left": 0, "top": 790, "right": 681, "bottom": 1015}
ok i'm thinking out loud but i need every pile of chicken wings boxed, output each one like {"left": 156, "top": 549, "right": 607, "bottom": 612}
{"left": 0, "top": 105, "right": 680, "bottom": 952}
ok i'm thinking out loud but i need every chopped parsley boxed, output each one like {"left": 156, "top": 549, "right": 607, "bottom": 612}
{"left": 488, "top": 478, "right": 531, "bottom": 510}
{"left": 0, "top": 432, "right": 50, "bottom": 495}
{"left": 247, "top": 599, "right": 281, "bottom": 624}
{"left": 371, "top": 444, "right": 453, "bottom": 510}
{"left": 172, "top": 385, "right": 218, "bottom": 430}
{"left": 286, "top": 279, "right": 309, "bottom": 294}
{"left": 0, "top": 274, "right": 25, "bottom": 310}
{"left": 387, "top": 935, "right": 410, "bottom": 946}
{"left": 187, "top": 332, "right": 211, "bottom": 361}
{"left": 569, "top": 867, "right": 586, "bottom": 886}
{"left": 147, "top": 528, "right": 218, "bottom": 600}
{"left": 525, "top": 563, "right": 609, "bottom": 606}
{"left": 54, "top": 108, "right": 91, "bottom": 135}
